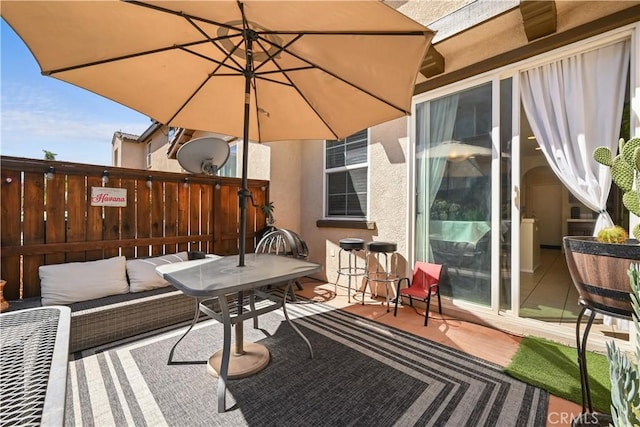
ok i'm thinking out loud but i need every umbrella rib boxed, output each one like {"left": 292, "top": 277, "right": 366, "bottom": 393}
{"left": 178, "top": 45, "right": 244, "bottom": 75}
{"left": 252, "top": 34, "right": 303, "bottom": 74}
{"left": 181, "top": 13, "right": 245, "bottom": 72}
{"left": 274, "top": 67, "right": 341, "bottom": 140}
{"left": 257, "top": 34, "right": 413, "bottom": 115}
{"left": 246, "top": 32, "right": 341, "bottom": 139}
{"left": 126, "top": 0, "right": 242, "bottom": 33}
{"left": 42, "top": 40, "right": 207, "bottom": 75}
{"left": 165, "top": 74, "right": 213, "bottom": 126}
{"left": 290, "top": 43, "right": 410, "bottom": 115}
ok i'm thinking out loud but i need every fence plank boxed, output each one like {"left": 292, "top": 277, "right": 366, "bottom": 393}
{"left": 22, "top": 172, "right": 46, "bottom": 298}
{"left": 189, "top": 183, "right": 202, "bottom": 252}
{"left": 86, "top": 176, "right": 105, "bottom": 261}
{"left": 151, "top": 180, "right": 164, "bottom": 256}
{"left": 248, "top": 183, "right": 266, "bottom": 251}
{"left": 177, "top": 182, "right": 189, "bottom": 253}
{"left": 120, "top": 178, "right": 136, "bottom": 259}
{"left": 165, "top": 181, "right": 178, "bottom": 254}
{"left": 136, "top": 178, "right": 151, "bottom": 257}
{"left": 214, "top": 183, "right": 239, "bottom": 255}
{"left": 1, "top": 169, "right": 22, "bottom": 299}
{"left": 102, "top": 178, "right": 121, "bottom": 259}
{"left": 202, "top": 183, "right": 213, "bottom": 254}
{"left": 45, "top": 172, "right": 66, "bottom": 266}
{"left": 66, "top": 174, "right": 87, "bottom": 262}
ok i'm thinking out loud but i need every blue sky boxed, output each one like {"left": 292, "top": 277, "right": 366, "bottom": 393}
{"left": 1, "top": 21, "right": 152, "bottom": 166}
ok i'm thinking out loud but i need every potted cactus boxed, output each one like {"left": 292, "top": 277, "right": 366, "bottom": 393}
{"left": 565, "top": 138, "right": 640, "bottom": 427}
{"left": 564, "top": 137, "right": 640, "bottom": 321}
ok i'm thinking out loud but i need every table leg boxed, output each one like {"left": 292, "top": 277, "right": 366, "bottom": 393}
{"left": 216, "top": 296, "right": 233, "bottom": 413}
{"left": 281, "top": 281, "right": 313, "bottom": 359}
{"left": 168, "top": 297, "right": 203, "bottom": 364}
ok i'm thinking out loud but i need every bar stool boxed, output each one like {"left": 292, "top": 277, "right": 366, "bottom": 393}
{"left": 363, "top": 241, "right": 399, "bottom": 312}
{"left": 335, "top": 238, "right": 366, "bottom": 303}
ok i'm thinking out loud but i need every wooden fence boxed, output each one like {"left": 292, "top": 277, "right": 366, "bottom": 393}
{"left": 0, "top": 156, "right": 269, "bottom": 300}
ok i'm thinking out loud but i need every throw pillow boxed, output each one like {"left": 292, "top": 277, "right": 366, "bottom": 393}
{"left": 126, "top": 252, "right": 189, "bottom": 292}
{"left": 39, "top": 256, "right": 128, "bottom": 306}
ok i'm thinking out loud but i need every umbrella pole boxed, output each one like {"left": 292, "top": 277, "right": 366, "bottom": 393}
{"left": 235, "top": 28, "right": 255, "bottom": 353}
{"left": 237, "top": 26, "right": 256, "bottom": 269}
{"left": 209, "top": 28, "right": 269, "bottom": 382}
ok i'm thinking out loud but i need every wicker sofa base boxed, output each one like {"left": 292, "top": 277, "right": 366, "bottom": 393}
{"left": 69, "top": 289, "right": 199, "bottom": 353}
{"left": 7, "top": 287, "right": 202, "bottom": 353}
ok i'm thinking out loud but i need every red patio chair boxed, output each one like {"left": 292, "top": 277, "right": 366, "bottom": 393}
{"left": 393, "top": 262, "right": 443, "bottom": 326}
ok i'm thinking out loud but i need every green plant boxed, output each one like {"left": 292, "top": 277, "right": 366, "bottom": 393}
{"left": 593, "top": 137, "right": 640, "bottom": 240}
{"left": 262, "top": 201, "right": 275, "bottom": 224}
{"left": 607, "top": 263, "right": 640, "bottom": 426}
{"left": 42, "top": 149, "right": 57, "bottom": 160}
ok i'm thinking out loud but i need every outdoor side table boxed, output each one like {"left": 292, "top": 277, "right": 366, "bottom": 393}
{"left": 0, "top": 306, "right": 71, "bottom": 426}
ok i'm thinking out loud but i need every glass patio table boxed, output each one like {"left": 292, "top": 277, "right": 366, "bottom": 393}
{"left": 156, "top": 253, "right": 322, "bottom": 412}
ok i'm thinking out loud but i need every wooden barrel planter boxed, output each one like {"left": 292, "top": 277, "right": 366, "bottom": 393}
{"left": 563, "top": 236, "right": 639, "bottom": 318}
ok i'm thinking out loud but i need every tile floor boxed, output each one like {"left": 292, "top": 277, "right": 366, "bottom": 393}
{"left": 520, "top": 248, "right": 630, "bottom": 340}
{"left": 520, "top": 248, "right": 581, "bottom": 323}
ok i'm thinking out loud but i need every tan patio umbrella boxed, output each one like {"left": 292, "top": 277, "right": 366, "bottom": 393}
{"left": 1, "top": 0, "right": 433, "bottom": 380}
{"left": 2, "top": 0, "right": 433, "bottom": 265}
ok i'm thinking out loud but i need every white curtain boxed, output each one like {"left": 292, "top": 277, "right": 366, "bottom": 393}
{"left": 520, "top": 40, "right": 630, "bottom": 234}
{"left": 415, "top": 94, "right": 459, "bottom": 261}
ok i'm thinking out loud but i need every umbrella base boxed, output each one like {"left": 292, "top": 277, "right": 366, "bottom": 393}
{"left": 207, "top": 342, "right": 270, "bottom": 379}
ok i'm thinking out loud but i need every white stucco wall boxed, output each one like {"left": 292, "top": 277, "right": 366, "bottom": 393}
{"left": 264, "top": 140, "right": 303, "bottom": 233}
{"left": 279, "top": 117, "right": 410, "bottom": 283}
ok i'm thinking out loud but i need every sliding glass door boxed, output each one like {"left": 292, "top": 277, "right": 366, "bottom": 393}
{"left": 414, "top": 77, "right": 516, "bottom": 309}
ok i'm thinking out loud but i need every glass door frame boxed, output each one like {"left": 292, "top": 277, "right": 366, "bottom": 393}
{"left": 409, "top": 74, "right": 515, "bottom": 314}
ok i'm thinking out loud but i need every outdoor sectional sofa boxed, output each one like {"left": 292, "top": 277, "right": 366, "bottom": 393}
{"left": 7, "top": 252, "right": 207, "bottom": 353}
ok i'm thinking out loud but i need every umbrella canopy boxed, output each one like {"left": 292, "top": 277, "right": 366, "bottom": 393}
{"left": 2, "top": 0, "right": 434, "bottom": 264}
{"left": 1, "top": 0, "right": 432, "bottom": 142}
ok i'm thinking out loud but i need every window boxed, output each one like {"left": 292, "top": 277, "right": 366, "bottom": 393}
{"left": 146, "top": 142, "right": 152, "bottom": 168}
{"left": 325, "top": 129, "right": 368, "bottom": 218}
{"left": 113, "top": 148, "right": 119, "bottom": 166}
{"left": 218, "top": 143, "right": 237, "bottom": 177}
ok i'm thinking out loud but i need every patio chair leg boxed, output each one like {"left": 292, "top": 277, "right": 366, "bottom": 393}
{"left": 425, "top": 295, "right": 431, "bottom": 326}
{"left": 393, "top": 278, "right": 407, "bottom": 317}
{"left": 437, "top": 288, "right": 442, "bottom": 314}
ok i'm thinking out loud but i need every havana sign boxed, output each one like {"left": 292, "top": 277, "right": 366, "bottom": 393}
{"left": 91, "top": 187, "right": 127, "bottom": 207}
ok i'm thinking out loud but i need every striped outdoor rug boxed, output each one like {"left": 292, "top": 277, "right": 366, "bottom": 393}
{"left": 65, "top": 300, "right": 548, "bottom": 426}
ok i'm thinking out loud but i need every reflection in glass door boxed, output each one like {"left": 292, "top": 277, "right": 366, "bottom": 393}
{"left": 500, "top": 78, "right": 513, "bottom": 311}
{"left": 414, "top": 82, "right": 494, "bottom": 306}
